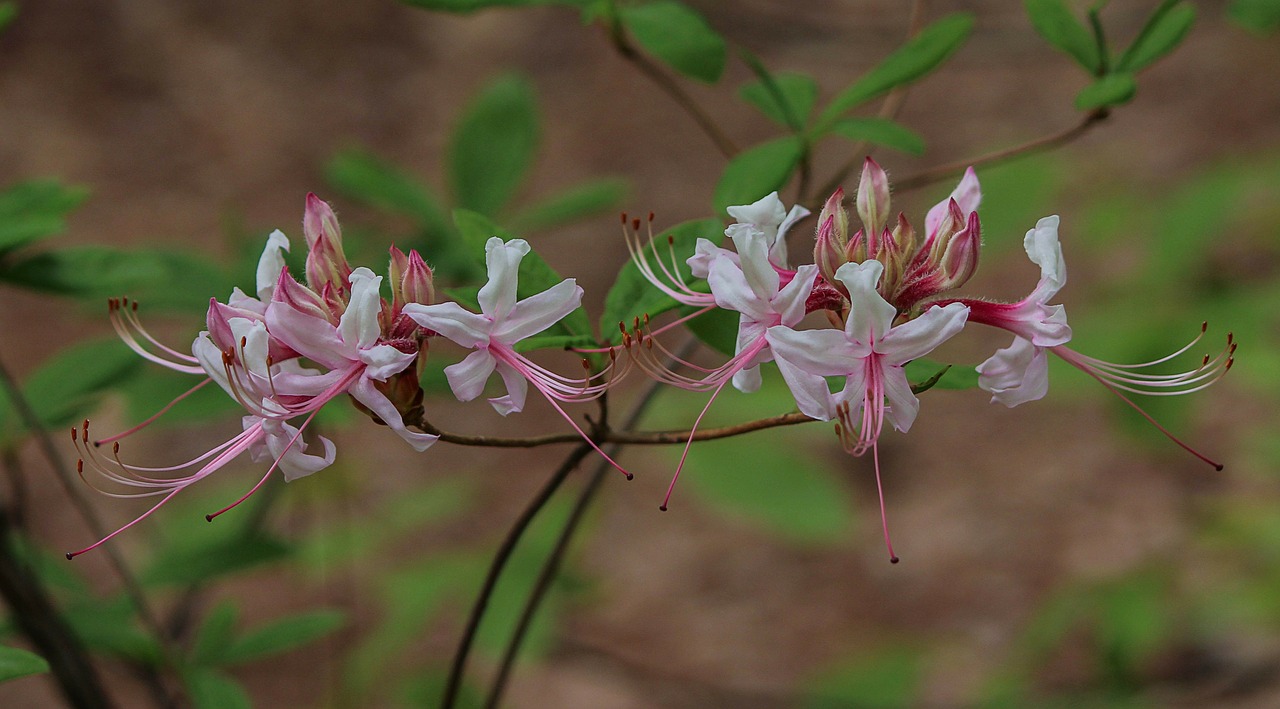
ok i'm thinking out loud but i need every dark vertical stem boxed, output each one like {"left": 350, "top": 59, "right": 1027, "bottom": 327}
{"left": 440, "top": 442, "right": 596, "bottom": 708}
{"left": 0, "top": 507, "right": 116, "bottom": 709}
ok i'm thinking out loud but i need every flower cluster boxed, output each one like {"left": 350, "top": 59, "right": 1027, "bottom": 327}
{"left": 622, "top": 158, "right": 1232, "bottom": 562}
{"left": 69, "top": 195, "right": 613, "bottom": 557}
{"left": 70, "top": 165, "right": 1233, "bottom": 562}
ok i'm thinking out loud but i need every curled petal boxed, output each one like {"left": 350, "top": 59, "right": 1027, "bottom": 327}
{"left": 977, "top": 337, "right": 1049, "bottom": 407}
{"left": 443, "top": 348, "right": 498, "bottom": 403}
{"left": 246, "top": 417, "right": 337, "bottom": 482}
{"left": 708, "top": 256, "right": 769, "bottom": 321}
{"left": 359, "top": 343, "right": 417, "bottom": 382}
{"left": 878, "top": 302, "right": 969, "bottom": 365}
{"left": 880, "top": 367, "right": 920, "bottom": 433}
{"left": 255, "top": 230, "right": 290, "bottom": 301}
{"left": 338, "top": 267, "right": 383, "bottom": 350}
{"left": 925, "top": 167, "right": 981, "bottom": 238}
{"left": 766, "top": 325, "right": 863, "bottom": 378}
{"left": 775, "top": 265, "right": 818, "bottom": 327}
{"left": 770, "top": 343, "right": 837, "bottom": 421}
{"left": 349, "top": 378, "right": 438, "bottom": 452}
{"left": 835, "top": 260, "right": 895, "bottom": 344}
{"left": 726, "top": 230, "right": 781, "bottom": 303}
{"left": 1024, "top": 215, "right": 1066, "bottom": 300}
{"left": 477, "top": 237, "right": 529, "bottom": 320}
{"left": 687, "top": 238, "right": 736, "bottom": 279}
{"left": 489, "top": 360, "right": 529, "bottom": 416}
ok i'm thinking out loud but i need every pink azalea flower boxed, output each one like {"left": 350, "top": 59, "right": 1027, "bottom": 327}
{"left": 945, "top": 216, "right": 1231, "bottom": 469}
{"left": 766, "top": 260, "right": 969, "bottom": 562}
{"left": 403, "top": 237, "right": 631, "bottom": 478}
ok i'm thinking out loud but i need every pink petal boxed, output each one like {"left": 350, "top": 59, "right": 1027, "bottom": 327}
{"left": 443, "top": 349, "right": 498, "bottom": 403}
{"left": 477, "top": 237, "right": 529, "bottom": 320}
{"left": 879, "top": 302, "right": 969, "bottom": 365}
{"left": 493, "top": 279, "right": 582, "bottom": 345}
{"left": 349, "top": 378, "right": 438, "bottom": 452}
{"left": 977, "top": 337, "right": 1049, "bottom": 407}
{"left": 402, "top": 302, "right": 492, "bottom": 349}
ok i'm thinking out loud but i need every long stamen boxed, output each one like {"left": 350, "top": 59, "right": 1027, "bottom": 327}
{"left": 205, "top": 410, "right": 319, "bottom": 521}
{"left": 872, "top": 443, "right": 899, "bottom": 564}
{"left": 93, "top": 378, "right": 214, "bottom": 446}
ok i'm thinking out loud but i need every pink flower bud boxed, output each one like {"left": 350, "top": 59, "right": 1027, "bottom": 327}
{"left": 937, "top": 211, "right": 981, "bottom": 290}
{"left": 303, "top": 193, "right": 353, "bottom": 295}
{"left": 856, "top": 157, "right": 891, "bottom": 239}
{"left": 401, "top": 249, "right": 435, "bottom": 307}
{"left": 814, "top": 215, "right": 847, "bottom": 288}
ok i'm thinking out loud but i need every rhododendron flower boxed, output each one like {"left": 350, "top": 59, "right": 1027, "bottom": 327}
{"left": 767, "top": 260, "right": 969, "bottom": 561}
{"left": 404, "top": 237, "right": 631, "bottom": 478}
{"left": 945, "top": 215, "right": 1231, "bottom": 469}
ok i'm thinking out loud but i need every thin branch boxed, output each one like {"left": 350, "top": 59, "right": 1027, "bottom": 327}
{"left": 0, "top": 353, "right": 180, "bottom": 708}
{"left": 893, "top": 110, "right": 1109, "bottom": 193}
{"left": 439, "top": 440, "right": 596, "bottom": 709}
{"left": 606, "top": 21, "right": 737, "bottom": 158}
{"left": 417, "top": 411, "right": 813, "bottom": 449}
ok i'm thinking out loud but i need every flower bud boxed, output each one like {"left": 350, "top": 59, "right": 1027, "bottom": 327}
{"left": 927, "top": 199, "right": 966, "bottom": 264}
{"left": 816, "top": 188, "right": 849, "bottom": 250}
{"left": 401, "top": 249, "right": 435, "bottom": 307}
{"left": 937, "top": 211, "right": 981, "bottom": 291}
{"left": 814, "top": 215, "right": 846, "bottom": 287}
{"left": 855, "top": 157, "right": 891, "bottom": 239}
{"left": 303, "top": 193, "right": 353, "bottom": 296}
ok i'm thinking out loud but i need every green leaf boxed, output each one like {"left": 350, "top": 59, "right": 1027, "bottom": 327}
{"left": 216, "top": 609, "right": 345, "bottom": 665}
{"left": 1115, "top": 2, "right": 1195, "bottom": 73}
{"left": 598, "top": 218, "right": 721, "bottom": 342}
{"left": 186, "top": 668, "right": 251, "bottom": 709}
{"left": 902, "top": 358, "right": 979, "bottom": 390}
{"left": 620, "top": 1, "right": 726, "bottom": 83}
{"left": 682, "top": 305, "right": 737, "bottom": 357}
{"left": 805, "top": 648, "right": 921, "bottom": 709}
{"left": 828, "top": 117, "right": 925, "bottom": 155}
{"left": 512, "top": 333, "right": 597, "bottom": 353}
{"left": 325, "top": 149, "right": 452, "bottom": 236}
{"left": 1074, "top": 72, "right": 1136, "bottom": 109}
{"left": 0, "top": 645, "right": 50, "bottom": 683}
{"left": 1230, "top": 0, "right": 1280, "bottom": 34}
{"left": 739, "top": 71, "right": 818, "bottom": 130}
{"left": 816, "top": 13, "right": 974, "bottom": 131}
{"left": 0, "top": 180, "right": 89, "bottom": 254}
{"left": 0, "top": 246, "right": 171, "bottom": 297}
{"left": 64, "top": 597, "right": 163, "bottom": 664}
{"left": 448, "top": 74, "right": 539, "bottom": 217}
{"left": 1024, "top": 0, "right": 1102, "bottom": 73}
{"left": 190, "top": 602, "right": 240, "bottom": 667}
{"left": 141, "top": 532, "right": 292, "bottom": 587}
{"left": 0, "top": 3, "right": 17, "bottom": 33}
{"left": 712, "top": 136, "right": 803, "bottom": 215}
{"left": 13, "top": 338, "right": 141, "bottom": 434}
{"left": 507, "top": 178, "right": 629, "bottom": 232}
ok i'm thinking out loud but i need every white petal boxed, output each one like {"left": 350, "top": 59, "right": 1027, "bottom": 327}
{"left": 880, "top": 367, "right": 920, "bottom": 432}
{"left": 731, "top": 364, "right": 762, "bottom": 394}
{"left": 443, "top": 349, "right": 497, "bottom": 402}
{"left": 687, "top": 238, "right": 736, "bottom": 279}
{"left": 835, "top": 260, "right": 895, "bottom": 344}
{"left": 977, "top": 337, "right": 1049, "bottom": 407}
{"left": 765, "top": 326, "right": 861, "bottom": 378}
{"left": 477, "top": 237, "right": 529, "bottom": 320}
{"left": 1023, "top": 215, "right": 1066, "bottom": 297}
{"left": 194, "top": 333, "right": 236, "bottom": 398}
{"left": 492, "top": 279, "right": 582, "bottom": 345}
{"left": 402, "top": 302, "right": 492, "bottom": 349}
{"left": 771, "top": 347, "right": 836, "bottom": 421}
{"left": 770, "top": 204, "right": 810, "bottom": 266}
{"left": 488, "top": 360, "right": 529, "bottom": 416}
{"left": 228, "top": 318, "right": 272, "bottom": 379}
{"left": 266, "top": 299, "right": 352, "bottom": 369}
{"left": 879, "top": 302, "right": 969, "bottom": 365}
{"left": 774, "top": 265, "right": 818, "bottom": 327}
{"left": 707, "top": 256, "right": 768, "bottom": 320}
{"left": 726, "top": 192, "right": 786, "bottom": 234}
{"left": 727, "top": 229, "right": 780, "bottom": 302}
{"left": 255, "top": 230, "right": 290, "bottom": 301}
{"left": 359, "top": 343, "right": 417, "bottom": 381}
{"left": 338, "top": 267, "right": 383, "bottom": 350}
{"left": 349, "top": 378, "right": 438, "bottom": 452}
{"left": 925, "top": 167, "right": 981, "bottom": 237}
{"left": 252, "top": 417, "right": 337, "bottom": 482}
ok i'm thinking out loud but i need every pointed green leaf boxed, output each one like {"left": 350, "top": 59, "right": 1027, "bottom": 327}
{"left": 1074, "top": 72, "right": 1136, "bottom": 109}
{"left": 141, "top": 531, "right": 292, "bottom": 587}
{"left": 1024, "top": 0, "right": 1102, "bottom": 73}
{"left": 0, "top": 246, "right": 172, "bottom": 297}
{"left": 190, "top": 602, "right": 240, "bottom": 667}
{"left": 507, "top": 178, "right": 629, "bottom": 232}
{"left": 598, "top": 218, "right": 721, "bottom": 342}
{"left": 12, "top": 338, "right": 141, "bottom": 435}
{"left": 0, "top": 180, "right": 90, "bottom": 253}
{"left": 739, "top": 72, "right": 818, "bottom": 130}
{"left": 325, "top": 149, "right": 452, "bottom": 236}
{"left": 0, "top": 645, "right": 50, "bottom": 683}
{"left": 216, "top": 609, "right": 346, "bottom": 665}
{"left": 713, "top": 136, "right": 803, "bottom": 215}
{"left": 903, "top": 358, "right": 979, "bottom": 390}
{"left": 1230, "top": 0, "right": 1280, "bottom": 34}
{"left": 186, "top": 669, "right": 251, "bottom": 709}
{"left": 828, "top": 117, "right": 925, "bottom": 155}
{"left": 448, "top": 74, "right": 539, "bottom": 216}
{"left": 620, "top": 1, "right": 726, "bottom": 83}
{"left": 1115, "top": 2, "right": 1195, "bottom": 73}
{"left": 816, "top": 13, "right": 973, "bottom": 131}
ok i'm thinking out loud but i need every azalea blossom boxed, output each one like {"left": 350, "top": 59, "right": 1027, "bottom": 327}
{"left": 767, "top": 260, "right": 969, "bottom": 562}
{"left": 942, "top": 215, "right": 1231, "bottom": 469}
{"left": 404, "top": 237, "right": 631, "bottom": 478}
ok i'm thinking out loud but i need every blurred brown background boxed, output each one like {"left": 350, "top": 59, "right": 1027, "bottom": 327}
{"left": 2, "top": 1, "right": 1279, "bottom": 707}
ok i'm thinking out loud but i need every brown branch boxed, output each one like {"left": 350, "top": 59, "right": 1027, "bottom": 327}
{"left": 415, "top": 411, "right": 814, "bottom": 449}
{"left": 607, "top": 21, "right": 737, "bottom": 159}
{"left": 893, "top": 110, "right": 1109, "bottom": 193}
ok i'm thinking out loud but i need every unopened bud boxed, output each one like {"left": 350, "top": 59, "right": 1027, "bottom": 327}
{"left": 856, "top": 158, "right": 891, "bottom": 238}
{"left": 814, "top": 215, "right": 846, "bottom": 286}
{"left": 937, "top": 211, "right": 981, "bottom": 291}
{"left": 401, "top": 249, "right": 434, "bottom": 307}
{"left": 928, "top": 199, "right": 966, "bottom": 264}
{"left": 816, "top": 187, "right": 849, "bottom": 251}
{"left": 845, "top": 228, "right": 867, "bottom": 263}
{"left": 303, "top": 193, "right": 353, "bottom": 294}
